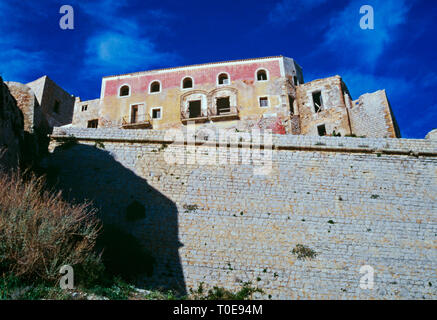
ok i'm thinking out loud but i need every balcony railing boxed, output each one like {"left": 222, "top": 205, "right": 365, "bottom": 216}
{"left": 121, "top": 113, "right": 152, "bottom": 129}
{"left": 181, "top": 106, "right": 239, "bottom": 123}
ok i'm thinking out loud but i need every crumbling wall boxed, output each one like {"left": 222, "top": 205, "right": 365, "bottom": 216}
{"left": 46, "top": 127, "right": 437, "bottom": 299}
{"left": 426, "top": 129, "right": 437, "bottom": 140}
{"left": 349, "top": 90, "right": 400, "bottom": 138}
{"left": 5, "top": 82, "right": 37, "bottom": 132}
{"left": 5, "top": 82, "right": 50, "bottom": 164}
{"left": 27, "top": 76, "right": 75, "bottom": 128}
{"left": 0, "top": 77, "right": 24, "bottom": 169}
{"left": 72, "top": 98, "right": 101, "bottom": 128}
{"left": 296, "top": 76, "right": 352, "bottom": 136}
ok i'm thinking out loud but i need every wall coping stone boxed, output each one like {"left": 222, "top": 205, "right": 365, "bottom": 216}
{"left": 50, "top": 127, "right": 437, "bottom": 157}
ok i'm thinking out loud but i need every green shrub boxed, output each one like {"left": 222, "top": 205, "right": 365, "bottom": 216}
{"left": 189, "top": 282, "right": 263, "bottom": 300}
{"left": 87, "top": 277, "right": 134, "bottom": 300}
{"left": 292, "top": 244, "right": 317, "bottom": 260}
{"left": 0, "top": 273, "right": 70, "bottom": 300}
{"left": 0, "top": 171, "right": 102, "bottom": 284}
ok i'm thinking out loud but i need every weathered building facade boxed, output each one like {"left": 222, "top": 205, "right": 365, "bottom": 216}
{"left": 73, "top": 56, "right": 400, "bottom": 138}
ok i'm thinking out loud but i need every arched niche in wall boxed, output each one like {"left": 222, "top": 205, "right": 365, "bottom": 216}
{"left": 208, "top": 87, "right": 238, "bottom": 116}
{"left": 180, "top": 90, "right": 208, "bottom": 119}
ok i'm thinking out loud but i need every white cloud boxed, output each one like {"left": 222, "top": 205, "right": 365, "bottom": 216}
{"left": 268, "top": 0, "right": 328, "bottom": 24}
{"left": 323, "top": 0, "right": 413, "bottom": 66}
{"left": 84, "top": 32, "right": 177, "bottom": 76}
{"left": 76, "top": 1, "right": 178, "bottom": 77}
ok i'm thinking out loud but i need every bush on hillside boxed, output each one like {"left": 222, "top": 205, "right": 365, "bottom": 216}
{"left": 0, "top": 170, "right": 102, "bottom": 284}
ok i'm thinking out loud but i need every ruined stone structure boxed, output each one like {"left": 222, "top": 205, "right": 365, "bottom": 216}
{"left": 0, "top": 77, "right": 24, "bottom": 169}
{"left": 26, "top": 75, "right": 75, "bottom": 128}
{"left": 0, "top": 75, "right": 76, "bottom": 168}
{"left": 73, "top": 56, "right": 400, "bottom": 138}
{"left": 46, "top": 127, "right": 437, "bottom": 299}
{"left": 3, "top": 55, "right": 435, "bottom": 300}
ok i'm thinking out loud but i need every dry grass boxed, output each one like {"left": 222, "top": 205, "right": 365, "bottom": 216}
{"left": 0, "top": 170, "right": 102, "bottom": 283}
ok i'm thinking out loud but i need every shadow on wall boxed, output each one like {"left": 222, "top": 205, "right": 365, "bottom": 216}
{"left": 41, "top": 143, "right": 186, "bottom": 295}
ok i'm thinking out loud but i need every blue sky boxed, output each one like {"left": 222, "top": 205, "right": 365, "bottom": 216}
{"left": 0, "top": 0, "right": 436, "bottom": 138}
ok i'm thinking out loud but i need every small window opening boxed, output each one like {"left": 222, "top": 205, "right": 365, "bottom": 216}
{"left": 317, "top": 124, "right": 326, "bottom": 136}
{"left": 131, "top": 105, "right": 139, "bottom": 123}
{"left": 288, "top": 95, "right": 295, "bottom": 115}
{"left": 87, "top": 119, "right": 98, "bottom": 128}
{"left": 81, "top": 105, "right": 88, "bottom": 112}
{"left": 216, "top": 97, "right": 231, "bottom": 115}
{"left": 120, "top": 85, "right": 130, "bottom": 97}
{"left": 53, "top": 100, "right": 60, "bottom": 114}
{"left": 218, "top": 73, "right": 229, "bottom": 85}
{"left": 152, "top": 108, "right": 161, "bottom": 119}
{"left": 150, "top": 81, "right": 160, "bottom": 93}
{"left": 293, "top": 76, "right": 298, "bottom": 86}
{"left": 188, "top": 100, "right": 201, "bottom": 118}
{"left": 257, "top": 70, "right": 268, "bottom": 81}
{"left": 259, "top": 97, "right": 269, "bottom": 107}
{"left": 182, "top": 77, "right": 193, "bottom": 89}
{"left": 312, "top": 91, "right": 323, "bottom": 113}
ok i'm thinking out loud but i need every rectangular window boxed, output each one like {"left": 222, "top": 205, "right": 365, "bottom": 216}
{"left": 288, "top": 95, "right": 295, "bottom": 115}
{"left": 216, "top": 97, "right": 231, "bottom": 115}
{"left": 259, "top": 97, "right": 269, "bottom": 108}
{"left": 87, "top": 119, "right": 98, "bottom": 128}
{"left": 131, "top": 105, "right": 139, "bottom": 123}
{"left": 151, "top": 108, "right": 162, "bottom": 119}
{"left": 188, "top": 100, "right": 201, "bottom": 118}
{"left": 54, "top": 100, "right": 60, "bottom": 114}
{"left": 312, "top": 91, "right": 323, "bottom": 113}
{"left": 81, "top": 105, "right": 88, "bottom": 112}
{"left": 317, "top": 124, "right": 326, "bottom": 136}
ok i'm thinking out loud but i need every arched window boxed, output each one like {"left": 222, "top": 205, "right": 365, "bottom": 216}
{"left": 119, "top": 85, "right": 130, "bottom": 97}
{"left": 218, "top": 73, "right": 230, "bottom": 85}
{"left": 256, "top": 69, "right": 268, "bottom": 81}
{"left": 182, "top": 77, "right": 193, "bottom": 89}
{"left": 150, "top": 81, "right": 161, "bottom": 93}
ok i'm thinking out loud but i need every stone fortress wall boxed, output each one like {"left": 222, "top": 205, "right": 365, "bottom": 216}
{"left": 46, "top": 126, "right": 437, "bottom": 299}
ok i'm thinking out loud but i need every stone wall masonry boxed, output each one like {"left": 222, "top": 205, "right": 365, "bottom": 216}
{"left": 350, "top": 90, "right": 400, "bottom": 138}
{"left": 5, "top": 81, "right": 51, "bottom": 164}
{"left": 5, "top": 82, "right": 37, "bottom": 132}
{"left": 72, "top": 98, "right": 101, "bottom": 127}
{"left": 47, "top": 127, "right": 437, "bottom": 299}
{"left": 0, "top": 77, "right": 23, "bottom": 169}
{"left": 296, "top": 76, "right": 352, "bottom": 137}
{"left": 28, "top": 76, "right": 75, "bottom": 128}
